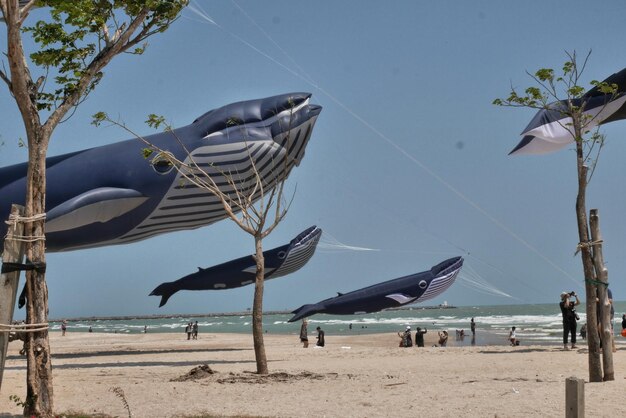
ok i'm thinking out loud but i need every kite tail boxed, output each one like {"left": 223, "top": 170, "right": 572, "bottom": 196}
{"left": 149, "top": 282, "right": 178, "bottom": 307}
{"left": 288, "top": 303, "right": 321, "bottom": 323}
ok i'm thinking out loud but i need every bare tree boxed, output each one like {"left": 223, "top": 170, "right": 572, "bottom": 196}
{"left": 93, "top": 101, "right": 304, "bottom": 374}
{"left": 494, "top": 51, "right": 617, "bottom": 382}
{"left": 0, "top": 1, "right": 187, "bottom": 415}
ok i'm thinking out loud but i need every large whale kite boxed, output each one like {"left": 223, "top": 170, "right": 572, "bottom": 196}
{"left": 288, "top": 256, "right": 463, "bottom": 322}
{"left": 150, "top": 226, "right": 322, "bottom": 307}
{"left": 0, "top": 93, "right": 322, "bottom": 252}
{"left": 510, "top": 67, "right": 626, "bottom": 155}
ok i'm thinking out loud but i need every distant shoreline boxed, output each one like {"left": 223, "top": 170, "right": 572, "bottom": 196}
{"left": 48, "top": 305, "right": 457, "bottom": 323}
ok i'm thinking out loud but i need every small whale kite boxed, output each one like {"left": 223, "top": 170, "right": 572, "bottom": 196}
{"left": 509, "top": 67, "right": 626, "bottom": 155}
{"left": 288, "top": 256, "right": 463, "bottom": 322}
{"left": 150, "top": 226, "right": 322, "bottom": 307}
{"left": 0, "top": 93, "right": 322, "bottom": 252}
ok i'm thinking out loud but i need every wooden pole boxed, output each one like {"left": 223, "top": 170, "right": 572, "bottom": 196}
{"left": 589, "top": 209, "right": 614, "bottom": 381}
{"left": 0, "top": 204, "right": 26, "bottom": 392}
{"left": 565, "top": 376, "right": 585, "bottom": 418}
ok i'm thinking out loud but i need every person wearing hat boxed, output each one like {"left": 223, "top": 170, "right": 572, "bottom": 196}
{"left": 398, "top": 326, "right": 413, "bottom": 347}
{"left": 560, "top": 291, "right": 580, "bottom": 350}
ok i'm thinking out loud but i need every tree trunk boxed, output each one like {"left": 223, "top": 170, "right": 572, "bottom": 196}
{"left": 574, "top": 141, "right": 602, "bottom": 382}
{"left": 5, "top": 3, "right": 55, "bottom": 410}
{"left": 23, "top": 137, "right": 54, "bottom": 417}
{"left": 589, "top": 209, "right": 614, "bottom": 381}
{"left": 252, "top": 235, "right": 268, "bottom": 374}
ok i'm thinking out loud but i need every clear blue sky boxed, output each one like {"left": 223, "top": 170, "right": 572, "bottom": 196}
{"left": 2, "top": 0, "right": 626, "bottom": 318}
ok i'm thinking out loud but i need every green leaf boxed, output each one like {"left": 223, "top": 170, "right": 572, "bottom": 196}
{"left": 535, "top": 68, "right": 554, "bottom": 82}
{"left": 142, "top": 148, "right": 155, "bottom": 159}
{"left": 91, "top": 111, "right": 108, "bottom": 126}
{"left": 226, "top": 117, "right": 242, "bottom": 126}
{"left": 146, "top": 114, "right": 166, "bottom": 129}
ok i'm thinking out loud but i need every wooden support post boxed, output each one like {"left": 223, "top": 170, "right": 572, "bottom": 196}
{"left": 589, "top": 209, "right": 614, "bottom": 381}
{"left": 565, "top": 376, "right": 584, "bottom": 418}
{"left": 0, "top": 205, "right": 26, "bottom": 392}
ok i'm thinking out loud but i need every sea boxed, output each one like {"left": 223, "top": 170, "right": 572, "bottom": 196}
{"left": 48, "top": 302, "right": 626, "bottom": 347}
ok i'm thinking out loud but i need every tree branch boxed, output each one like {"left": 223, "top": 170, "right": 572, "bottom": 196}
{"left": 0, "top": 67, "right": 12, "bottom": 93}
{"left": 44, "top": 7, "right": 152, "bottom": 134}
{"left": 18, "top": 0, "right": 37, "bottom": 25}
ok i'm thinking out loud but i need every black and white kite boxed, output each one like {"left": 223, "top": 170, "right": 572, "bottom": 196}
{"left": 510, "top": 68, "right": 626, "bottom": 155}
{"left": 288, "top": 257, "right": 463, "bottom": 322}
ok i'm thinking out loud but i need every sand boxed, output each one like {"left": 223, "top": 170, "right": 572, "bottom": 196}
{"left": 2, "top": 331, "right": 626, "bottom": 417}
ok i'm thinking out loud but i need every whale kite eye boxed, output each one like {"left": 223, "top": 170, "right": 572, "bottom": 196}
{"left": 151, "top": 157, "right": 174, "bottom": 175}
{"left": 418, "top": 280, "right": 428, "bottom": 289}
{"left": 277, "top": 251, "right": 287, "bottom": 259}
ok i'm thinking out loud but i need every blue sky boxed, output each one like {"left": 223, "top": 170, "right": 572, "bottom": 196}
{"left": 2, "top": 0, "right": 626, "bottom": 318}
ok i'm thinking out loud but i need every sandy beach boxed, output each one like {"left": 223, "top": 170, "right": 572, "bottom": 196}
{"left": 2, "top": 331, "right": 626, "bottom": 417}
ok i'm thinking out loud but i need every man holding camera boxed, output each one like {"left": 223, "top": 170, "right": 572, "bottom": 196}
{"left": 560, "top": 291, "right": 580, "bottom": 350}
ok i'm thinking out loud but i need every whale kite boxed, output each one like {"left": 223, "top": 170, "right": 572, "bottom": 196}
{"left": 150, "top": 226, "right": 322, "bottom": 307}
{"left": 288, "top": 256, "right": 463, "bottom": 322}
{"left": 0, "top": 93, "right": 322, "bottom": 252}
{"left": 510, "top": 67, "right": 626, "bottom": 155}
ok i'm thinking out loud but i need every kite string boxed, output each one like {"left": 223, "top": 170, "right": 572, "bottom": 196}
{"left": 187, "top": 1, "right": 580, "bottom": 287}
{"left": 459, "top": 263, "right": 516, "bottom": 299}
{"left": 317, "top": 231, "right": 379, "bottom": 252}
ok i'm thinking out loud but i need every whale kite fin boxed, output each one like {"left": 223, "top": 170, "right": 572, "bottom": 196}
{"left": 288, "top": 303, "right": 321, "bottom": 322}
{"left": 385, "top": 293, "right": 417, "bottom": 305}
{"left": 149, "top": 282, "right": 178, "bottom": 307}
{"left": 45, "top": 187, "right": 148, "bottom": 233}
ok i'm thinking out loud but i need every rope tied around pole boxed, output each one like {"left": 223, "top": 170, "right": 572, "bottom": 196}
{"left": 574, "top": 239, "right": 603, "bottom": 256}
{"left": 0, "top": 322, "right": 49, "bottom": 333}
{"left": 1, "top": 261, "right": 46, "bottom": 274}
{"left": 4, "top": 212, "right": 46, "bottom": 243}
{"left": 585, "top": 277, "right": 609, "bottom": 287}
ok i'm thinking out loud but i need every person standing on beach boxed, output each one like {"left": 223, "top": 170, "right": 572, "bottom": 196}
{"left": 185, "top": 322, "right": 192, "bottom": 340}
{"left": 401, "top": 326, "right": 413, "bottom": 347}
{"left": 415, "top": 327, "right": 427, "bottom": 347}
{"left": 470, "top": 318, "right": 476, "bottom": 336}
{"left": 559, "top": 291, "right": 580, "bottom": 350}
{"left": 193, "top": 321, "right": 199, "bottom": 340}
{"left": 316, "top": 326, "right": 325, "bottom": 347}
{"left": 437, "top": 330, "right": 448, "bottom": 347}
{"left": 61, "top": 319, "right": 67, "bottom": 336}
{"left": 300, "top": 319, "right": 309, "bottom": 348}
{"left": 508, "top": 326, "right": 517, "bottom": 346}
